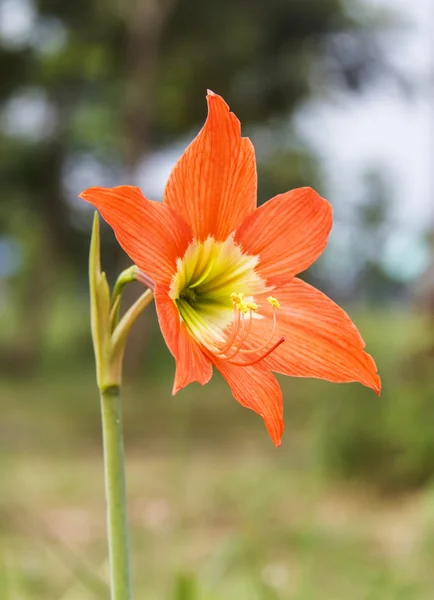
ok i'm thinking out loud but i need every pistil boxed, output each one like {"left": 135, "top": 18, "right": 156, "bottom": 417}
{"left": 228, "top": 336, "right": 286, "bottom": 367}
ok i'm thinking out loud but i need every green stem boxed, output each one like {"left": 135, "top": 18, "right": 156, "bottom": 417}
{"left": 100, "top": 386, "right": 133, "bottom": 600}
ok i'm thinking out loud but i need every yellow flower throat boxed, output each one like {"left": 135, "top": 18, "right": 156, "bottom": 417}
{"left": 169, "top": 236, "right": 284, "bottom": 364}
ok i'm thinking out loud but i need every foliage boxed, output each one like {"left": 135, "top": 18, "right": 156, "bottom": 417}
{"left": 0, "top": 0, "right": 392, "bottom": 270}
{"left": 312, "top": 310, "right": 434, "bottom": 492}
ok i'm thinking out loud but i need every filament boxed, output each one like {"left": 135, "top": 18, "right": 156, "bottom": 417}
{"left": 213, "top": 307, "right": 241, "bottom": 355}
{"left": 238, "top": 308, "right": 277, "bottom": 355}
{"left": 213, "top": 292, "right": 284, "bottom": 366}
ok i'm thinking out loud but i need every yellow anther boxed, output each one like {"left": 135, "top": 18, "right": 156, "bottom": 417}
{"left": 267, "top": 296, "right": 280, "bottom": 309}
{"left": 238, "top": 302, "right": 248, "bottom": 314}
{"left": 246, "top": 302, "right": 258, "bottom": 311}
{"left": 230, "top": 292, "right": 250, "bottom": 314}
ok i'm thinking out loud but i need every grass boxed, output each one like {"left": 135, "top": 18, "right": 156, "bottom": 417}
{"left": 1, "top": 307, "right": 434, "bottom": 598}
{"left": 3, "top": 452, "right": 434, "bottom": 599}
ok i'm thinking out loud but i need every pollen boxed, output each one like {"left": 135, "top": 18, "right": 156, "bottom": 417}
{"left": 267, "top": 296, "right": 280, "bottom": 309}
{"left": 246, "top": 302, "right": 258, "bottom": 311}
{"left": 230, "top": 292, "right": 244, "bottom": 303}
{"left": 231, "top": 292, "right": 249, "bottom": 314}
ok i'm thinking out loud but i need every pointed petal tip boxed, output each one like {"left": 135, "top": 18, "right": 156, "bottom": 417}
{"left": 357, "top": 363, "right": 380, "bottom": 396}
{"left": 261, "top": 405, "right": 284, "bottom": 447}
{"left": 165, "top": 88, "right": 255, "bottom": 241}
{"left": 273, "top": 435, "right": 282, "bottom": 448}
{"left": 373, "top": 374, "right": 382, "bottom": 396}
{"left": 79, "top": 186, "right": 107, "bottom": 205}
{"left": 172, "top": 371, "right": 213, "bottom": 396}
{"left": 267, "top": 421, "right": 284, "bottom": 447}
{"left": 78, "top": 186, "right": 97, "bottom": 199}
{"left": 362, "top": 351, "right": 381, "bottom": 395}
{"left": 206, "top": 89, "right": 231, "bottom": 113}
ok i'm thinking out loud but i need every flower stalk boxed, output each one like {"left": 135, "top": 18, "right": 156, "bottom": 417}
{"left": 100, "top": 385, "right": 132, "bottom": 600}
{"left": 89, "top": 211, "right": 154, "bottom": 599}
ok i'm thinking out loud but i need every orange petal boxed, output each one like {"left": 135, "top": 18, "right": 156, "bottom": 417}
{"left": 164, "top": 90, "right": 257, "bottom": 241}
{"left": 154, "top": 285, "right": 213, "bottom": 393}
{"left": 80, "top": 186, "right": 192, "bottom": 289}
{"left": 252, "top": 279, "right": 381, "bottom": 393}
{"left": 235, "top": 187, "right": 332, "bottom": 286}
{"left": 212, "top": 357, "right": 284, "bottom": 446}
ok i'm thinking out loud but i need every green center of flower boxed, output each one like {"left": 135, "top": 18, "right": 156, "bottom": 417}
{"left": 169, "top": 235, "right": 266, "bottom": 347}
{"left": 179, "top": 287, "right": 197, "bottom": 305}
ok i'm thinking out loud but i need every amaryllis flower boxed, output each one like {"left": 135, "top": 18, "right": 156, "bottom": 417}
{"left": 80, "top": 90, "right": 380, "bottom": 446}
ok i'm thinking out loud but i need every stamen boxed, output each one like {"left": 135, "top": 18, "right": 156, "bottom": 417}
{"left": 230, "top": 296, "right": 281, "bottom": 356}
{"left": 230, "top": 292, "right": 249, "bottom": 314}
{"left": 267, "top": 296, "right": 280, "bottom": 309}
{"left": 228, "top": 337, "right": 286, "bottom": 367}
{"left": 213, "top": 306, "right": 241, "bottom": 355}
{"left": 227, "top": 305, "right": 256, "bottom": 357}
{"left": 224, "top": 311, "right": 247, "bottom": 360}
{"left": 213, "top": 292, "right": 264, "bottom": 359}
{"left": 244, "top": 307, "right": 254, "bottom": 339}
{"left": 230, "top": 292, "right": 243, "bottom": 304}
{"left": 238, "top": 307, "right": 277, "bottom": 355}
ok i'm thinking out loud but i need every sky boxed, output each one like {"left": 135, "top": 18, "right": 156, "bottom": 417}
{"left": 298, "top": 0, "right": 433, "bottom": 232}
{"left": 297, "top": 0, "right": 433, "bottom": 280}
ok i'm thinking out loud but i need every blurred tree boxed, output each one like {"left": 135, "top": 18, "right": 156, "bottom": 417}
{"left": 353, "top": 170, "right": 406, "bottom": 303}
{"left": 0, "top": 0, "right": 396, "bottom": 367}
{"left": 0, "top": 0, "right": 395, "bottom": 265}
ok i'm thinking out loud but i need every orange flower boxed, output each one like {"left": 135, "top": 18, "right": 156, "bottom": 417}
{"left": 80, "top": 90, "right": 380, "bottom": 446}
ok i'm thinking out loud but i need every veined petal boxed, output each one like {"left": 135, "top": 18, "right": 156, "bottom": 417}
{"left": 80, "top": 186, "right": 192, "bottom": 289}
{"left": 154, "top": 285, "right": 213, "bottom": 393}
{"left": 213, "top": 358, "right": 284, "bottom": 446}
{"left": 252, "top": 279, "right": 381, "bottom": 393}
{"left": 235, "top": 187, "right": 332, "bottom": 286}
{"left": 164, "top": 90, "right": 257, "bottom": 241}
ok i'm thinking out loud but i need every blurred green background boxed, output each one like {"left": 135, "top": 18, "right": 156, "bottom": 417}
{"left": 1, "top": 0, "right": 434, "bottom": 598}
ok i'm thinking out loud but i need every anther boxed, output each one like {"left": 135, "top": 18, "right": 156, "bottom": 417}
{"left": 215, "top": 292, "right": 283, "bottom": 364}
{"left": 267, "top": 296, "right": 280, "bottom": 309}
{"left": 231, "top": 291, "right": 249, "bottom": 314}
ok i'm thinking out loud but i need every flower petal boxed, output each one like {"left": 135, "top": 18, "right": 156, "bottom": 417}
{"left": 80, "top": 186, "right": 192, "bottom": 289}
{"left": 164, "top": 90, "right": 257, "bottom": 241}
{"left": 235, "top": 187, "right": 332, "bottom": 286}
{"left": 212, "top": 358, "right": 284, "bottom": 446}
{"left": 252, "top": 279, "right": 381, "bottom": 393}
{"left": 154, "top": 285, "right": 213, "bottom": 393}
